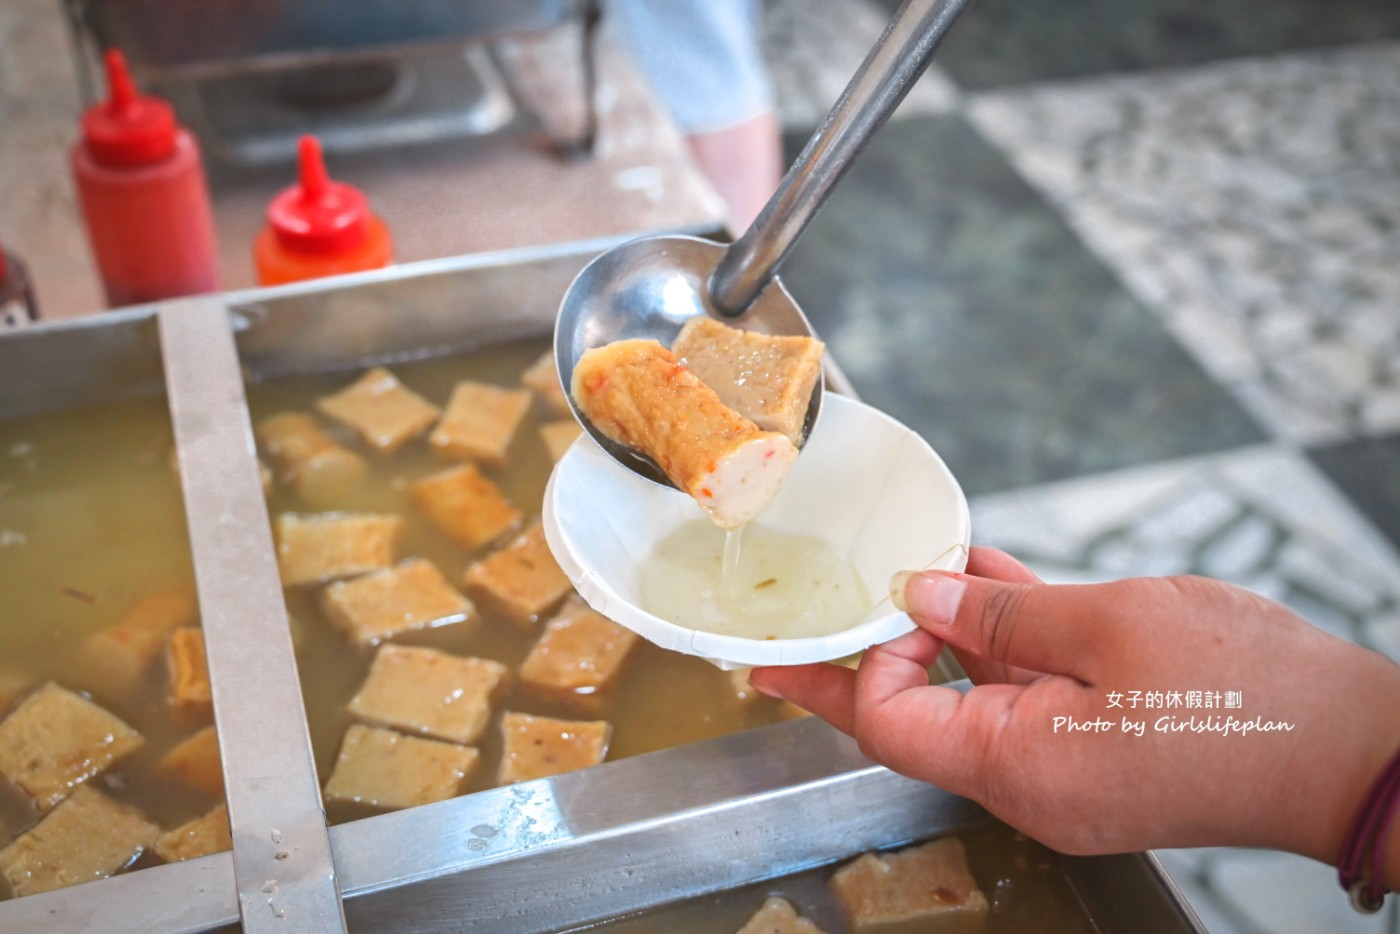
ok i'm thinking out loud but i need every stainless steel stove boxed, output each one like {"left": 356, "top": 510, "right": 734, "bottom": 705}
{"left": 64, "top": 0, "right": 600, "bottom": 166}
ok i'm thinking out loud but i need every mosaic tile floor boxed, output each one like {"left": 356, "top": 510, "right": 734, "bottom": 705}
{"left": 761, "top": 0, "right": 1400, "bottom": 931}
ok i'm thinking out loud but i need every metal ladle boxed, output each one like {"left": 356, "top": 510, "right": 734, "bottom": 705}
{"left": 555, "top": 0, "right": 972, "bottom": 488}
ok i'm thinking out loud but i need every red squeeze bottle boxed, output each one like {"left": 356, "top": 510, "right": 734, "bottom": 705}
{"left": 71, "top": 50, "right": 219, "bottom": 307}
{"left": 253, "top": 136, "right": 394, "bottom": 286}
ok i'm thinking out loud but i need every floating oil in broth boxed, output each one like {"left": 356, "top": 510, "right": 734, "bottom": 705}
{"left": 641, "top": 521, "right": 871, "bottom": 640}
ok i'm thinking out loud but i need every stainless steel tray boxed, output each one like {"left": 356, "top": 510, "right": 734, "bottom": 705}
{"left": 0, "top": 238, "right": 1206, "bottom": 933}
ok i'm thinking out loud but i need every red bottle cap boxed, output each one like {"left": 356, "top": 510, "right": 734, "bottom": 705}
{"left": 81, "top": 50, "right": 177, "bottom": 167}
{"left": 266, "top": 137, "right": 372, "bottom": 256}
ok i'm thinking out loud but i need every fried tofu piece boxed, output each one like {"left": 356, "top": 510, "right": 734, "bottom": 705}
{"left": 155, "top": 725, "right": 224, "bottom": 799}
{"left": 316, "top": 367, "right": 441, "bottom": 455}
{"left": 275, "top": 512, "right": 402, "bottom": 587}
{"left": 347, "top": 645, "right": 508, "bottom": 744}
{"left": 828, "top": 837, "right": 990, "bottom": 934}
{"left": 429, "top": 381, "right": 533, "bottom": 467}
{"left": 0, "top": 785, "right": 158, "bottom": 897}
{"left": 411, "top": 463, "right": 521, "bottom": 551}
{"left": 167, "top": 627, "right": 212, "bottom": 714}
{"left": 539, "top": 419, "right": 583, "bottom": 462}
{"left": 153, "top": 804, "right": 231, "bottom": 863}
{"left": 572, "top": 340, "right": 797, "bottom": 529}
{"left": 322, "top": 724, "right": 478, "bottom": 810}
{"left": 520, "top": 596, "right": 638, "bottom": 698}
{"left": 497, "top": 712, "right": 611, "bottom": 784}
{"left": 462, "top": 522, "right": 571, "bottom": 628}
{"left": 0, "top": 672, "right": 30, "bottom": 715}
{"left": 673, "top": 317, "right": 825, "bottom": 445}
{"left": 738, "top": 897, "right": 828, "bottom": 934}
{"left": 522, "top": 350, "right": 572, "bottom": 416}
{"left": 321, "top": 558, "right": 473, "bottom": 647}
{"left": 78, "top": 588, "right": 198, "bottom": 699}
{"left": 255, "top": 412, "right": 367, "bottom": 503}
{"left": 0, "top": 683, "right": 144, "bottom": 810}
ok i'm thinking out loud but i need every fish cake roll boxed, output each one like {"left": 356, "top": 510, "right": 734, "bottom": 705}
{"left": 571, "top": 339, "right": 797, "bottom": 529}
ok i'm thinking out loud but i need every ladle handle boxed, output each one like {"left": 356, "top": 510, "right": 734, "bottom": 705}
{"left": 710, "top": 0, "right": 971, "bottom": 317}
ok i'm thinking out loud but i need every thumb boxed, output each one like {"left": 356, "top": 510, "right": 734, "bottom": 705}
{"left": 894, "top": 570, "right": 1119, "bottom": 683}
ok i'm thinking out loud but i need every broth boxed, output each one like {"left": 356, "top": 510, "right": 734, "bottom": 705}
{"left": 574, "top": 821, "right": 1101, "bottom": 934}
{"left": 0, "top": 397, "right": 211, "bottom": 883}
{"left": 244, "top": 337, "right": 801, "bottom": 822}
{"left": 0, "top": 336, "right": 802, "bottom": 900}
{"left": 640, "top": 520, "right": 871, "bottom": 640}
{"left": 0, "top": 335, "right": 1064, "bottom": 924}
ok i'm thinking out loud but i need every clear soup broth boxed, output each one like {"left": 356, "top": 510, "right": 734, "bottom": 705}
{"left": 247, "top": 336, "right": 803, "bottom": 822}
{"left": 0, "top": 336, "right": 803, "bottom": 901}
{"left": 0, "top": 396, "right": 209, "bottom": 887}
{"left": 578, "top": 821, "right": 1100, "bottom": 934}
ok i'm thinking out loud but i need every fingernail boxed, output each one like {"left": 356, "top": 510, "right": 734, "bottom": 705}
{"left": 889, "top": 570, "right": 915, "bottom": 612}
{"left": 904, "top": 573, "right": 966, "bottom": 627}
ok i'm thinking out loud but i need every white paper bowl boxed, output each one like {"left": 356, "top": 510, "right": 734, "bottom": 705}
{"left": 542, "top": 394, "right": 971, "bottom": 669}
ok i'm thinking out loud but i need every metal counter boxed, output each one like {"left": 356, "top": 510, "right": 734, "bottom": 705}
{"left": 0, "top": 238, "right": 1205, "bottom": 933}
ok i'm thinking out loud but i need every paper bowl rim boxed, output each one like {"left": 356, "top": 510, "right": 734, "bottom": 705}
{"left": 542, "top": 394, "right": 971, "bottom": 669}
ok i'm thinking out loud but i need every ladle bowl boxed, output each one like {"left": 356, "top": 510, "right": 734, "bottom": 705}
{"left": 554, "top": 235, "right": 819, "bottom": 487}
{"left": 554, "top": 0, "right": 973, "bottom": 489}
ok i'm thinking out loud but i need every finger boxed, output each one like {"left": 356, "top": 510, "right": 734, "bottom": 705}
{"left": 901, "top": 572, "right": 1125, "bottom": 682}
{"left": 950, "top": 550, "right": 1045, "bottom": 685}
{"left": 853, "top": 630, "right": 981, "bottom": 782}
{"left": 892, "top": 548, "right": 1043, "bottom": 686}
{"left": 966, "top": 546, "right": 1041, "bottom": 584}
{"left": 855, "top": 627, "right": 944, "bottom": 712}
{"left": 748, "top": 663, "right": 857, "bottom": 735}
{"left": 854, "top": 676, "right": 1089, "bottom": 800}
{"left": 947, "top": 645, "right": 1034, "bottom": 687}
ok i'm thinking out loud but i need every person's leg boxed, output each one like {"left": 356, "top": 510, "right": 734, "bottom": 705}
{"left": 685, "top": 110, "right": 782, "bottom": 231}
{"left": 611, "top": 0, "right": 782, "bottom": 232}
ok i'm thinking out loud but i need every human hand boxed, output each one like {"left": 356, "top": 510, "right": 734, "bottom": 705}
{"left": 749, "top": 547, "right": 1400, "bottom": 881}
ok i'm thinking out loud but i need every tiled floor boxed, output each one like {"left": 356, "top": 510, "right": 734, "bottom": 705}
{"left": 760, "top": 0, "right": 1400, "bottom": 931}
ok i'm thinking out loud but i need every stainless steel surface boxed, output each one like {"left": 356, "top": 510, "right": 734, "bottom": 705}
{"left": 68, "top": 0, "right": 599, "bottom": 170}
{"left": 232, "top": 235, "right": 636, "bottom": 377}
{"left": 0, "top": 308, "right": 164, "bottom": 418}
{"left": 335, "top": 713, "right": 985, "bottom": 933}
{"left": 74, "top": 0, "right": 580, "bottom": 79}
{"left": 0, "top": 244, "right": 1203, "bottom": 933}
{"left": 23, "top": 0, "right": 719, "bottom": 318}
{"left": 159, "top": 299, "right": 346, "bottom": 933}
{"left": 553, "top": 0, "right": 971, "bottom": 489}
{"left": 1065, "top": 851, "right": 1210, "bottom": 934}
{"left": 711, "top": 0, "right": 972, "bottom": 317}
{"left": 0, "top": 851, "right": 239, "bottom": 933}
{"left": 333, "top": 697, "right": 1199, "bottom": 933}
{"left": 69, "top": 0, "right": 598, "bottom": 167}
{"left": 170, "top": 45, "right": 517, "bottom": 166}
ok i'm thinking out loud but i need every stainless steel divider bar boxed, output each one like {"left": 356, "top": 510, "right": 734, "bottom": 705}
{"left": 331, "top": 709, "right": 986, "bottom": 933}
{"left": 158, "top": 299, "right": 347, "bottom": 934}
{"left": 0, "top": 852, "right": 239, "bottom": 932}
